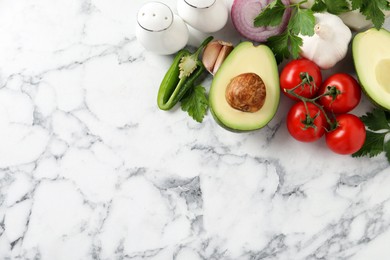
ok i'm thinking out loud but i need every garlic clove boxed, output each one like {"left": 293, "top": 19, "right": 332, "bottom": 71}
{"left": 202, "top": 40, "right": 233, "bottom": 75}
{"left": 202, "top": 40, "right": 222, "bottom": 74}
{"left": 213, "top": 44, "right": 234, "bottom": 75}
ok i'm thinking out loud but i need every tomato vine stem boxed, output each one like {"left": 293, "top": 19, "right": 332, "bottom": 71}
{"left": 284, "top": 73, "right": 340, "bottom": 131}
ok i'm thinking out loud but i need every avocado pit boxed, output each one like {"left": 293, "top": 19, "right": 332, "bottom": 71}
{"left": 225, "top": 72, "right": 266, "bottom": 112}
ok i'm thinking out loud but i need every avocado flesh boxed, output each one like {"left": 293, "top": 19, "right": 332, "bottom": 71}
{"left": 353, "top": 28, "right": 390, "bottom": 111}
{"left": 209, "top": 42, "right": 280, "bottom": 131}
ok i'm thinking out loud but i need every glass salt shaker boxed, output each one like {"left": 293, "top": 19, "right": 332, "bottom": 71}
{"left": 176, "top": 0, "right": 228, "bottom": 33}
{"left": 136, "top": 2, "right": 189, "bottom": 55}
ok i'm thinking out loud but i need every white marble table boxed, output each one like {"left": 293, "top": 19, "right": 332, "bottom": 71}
{"left": 0, "top": 0, "right": 389, "bottom": 259}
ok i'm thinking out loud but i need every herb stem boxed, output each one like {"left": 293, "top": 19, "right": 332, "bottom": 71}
{"left": 290, "top": 0, "right": 308, "bottom": 8}
{"left": 284, "top": 82, "right": 338, "bottom": 130}
{"left": 190, "top": 36, "right": 213, "bottom": 61}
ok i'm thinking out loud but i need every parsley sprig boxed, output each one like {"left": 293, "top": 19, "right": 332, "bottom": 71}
{"left": 352, "top": 108, "right": 390, "bottom": 163}
{"left": 254, "top": 0, "right": 390, "bottom": 63}
{"left": 313, "top": 0, "right": 390, "bottom": 29}
{"left": 311, "top": 0, "right": 349, "bottom": 14}
{"left": 254, "top": 0, "right": 315, "bottom": 63}
{"left": 181, "top": 85, "right": 208, "bottom": 123}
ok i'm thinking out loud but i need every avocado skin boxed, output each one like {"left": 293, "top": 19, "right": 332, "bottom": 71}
{"left": 209, "top": 106, "right": 247, "bottom": 133}
{"left": 209, "top": 104, "right": 280, "bottom": 133}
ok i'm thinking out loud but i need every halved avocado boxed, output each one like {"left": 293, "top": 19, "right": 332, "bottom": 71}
{"left": 353, "top": 28, "right": 390, "bottom": 111}
{"left": 209, "top": 42, "right": 280, "bottom": 132}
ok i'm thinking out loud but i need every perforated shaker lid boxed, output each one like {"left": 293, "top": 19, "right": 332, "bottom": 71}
{"left": 184, "top": 0, "right": 216, "bottom": 9}
{"left": 137, "top": 2, "right": 173, "bottom": 32}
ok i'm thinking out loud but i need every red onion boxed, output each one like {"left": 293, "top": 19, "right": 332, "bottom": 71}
{"left": 231, "top": 0, "right": 291, "bottom": 42}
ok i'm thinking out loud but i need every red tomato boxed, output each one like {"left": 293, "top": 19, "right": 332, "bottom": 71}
{"left": 280, "top": 59, "right": 322, "bottom": 100}
{"left": 325, "top": 114, "right": 366, "bottom": 155}
{"left": 287, "top": 102, "right": 327, "bottom": 142}
{"left": 318, "top": 73, "right": 361, "bottom": 114}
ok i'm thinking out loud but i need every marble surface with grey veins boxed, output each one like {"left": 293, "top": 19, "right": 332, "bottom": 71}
{"left": 0, "top": 0, "right": 389, "bottom": 259}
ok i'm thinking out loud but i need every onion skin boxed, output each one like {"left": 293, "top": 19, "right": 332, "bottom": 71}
{"left": 231, "top": 0, "right": 292, "bottom": 42}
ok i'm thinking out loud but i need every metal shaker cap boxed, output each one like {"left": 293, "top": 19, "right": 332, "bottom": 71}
{"left": 137, "top": 2, "right": 173, "bottom": 32}
{"left": 184, "top": 0, "right": 216, "bottom": 9}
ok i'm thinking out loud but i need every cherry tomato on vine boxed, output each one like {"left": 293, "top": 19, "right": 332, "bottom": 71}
{"left": 318, "top": 73, "right": 362, "bottom": 114}
{"left": 280, "top": 59, "right": 322, "bottom": 101}
{"left": 287, "top": 102, "right": 328, "bottom": 142}
{"left": 325, "top": 114, "right": 366, "bottom": 155}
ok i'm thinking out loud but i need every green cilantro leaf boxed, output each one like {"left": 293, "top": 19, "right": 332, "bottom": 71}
{"left": 254, "top": 0, "right": 286, "bottom": 27}
{"left": 377, "top": 0, "right": 390, "bottom": 10}
{"left": 266, "top": 31, "right": 303, "bottom": 63}
{"left": 289, "top": 33, "right": 303, "bottom": 59}
{"left": 312, "top": 0, "right": 349, "bottom": 14}
{"left": 266, "top": 32, "right": 290, "bottom": 63}
{"left": 351, "top": 0, "right": 363, "bottom": 10}
{"left": 312, "top": 0, "right": 327, "bottom": 12}
{"left": 180, "top": 85, "right": 208, "bottom": 123}
{"left": 288, "top": 8, "right": 315, "bottom": 36}
{"left": 360, "top": 0, "right": 387, "bottom": 29}
{"left": 361, "top": 108, "right": 390, "bottom": 131}
{"left": 385, "top": 1, "right": 390, "bottom": 10}
{"left": 352, "top": 108, "right": 390, "bottom": 163}
{"left": 353, "top": 131, "right": 386, "bottom": 158}
{"left": 324, "top": 0, "right": 350, "bottom": 14}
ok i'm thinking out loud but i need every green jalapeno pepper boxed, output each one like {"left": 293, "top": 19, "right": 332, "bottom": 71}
{"left": 157, "top": 36, "right": 213, "bottom": 110}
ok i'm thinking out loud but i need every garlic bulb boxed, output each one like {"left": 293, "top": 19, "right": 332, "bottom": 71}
{"left": 299, "top": 12, "right": 352, "bottom": 70}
